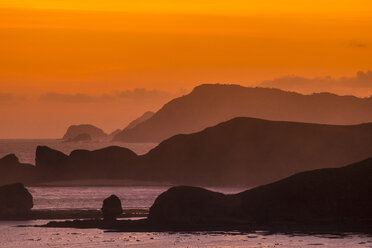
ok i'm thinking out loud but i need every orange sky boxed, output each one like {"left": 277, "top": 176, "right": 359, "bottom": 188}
{"left": 0, "top": 1, "right": 372, "bottom": 138}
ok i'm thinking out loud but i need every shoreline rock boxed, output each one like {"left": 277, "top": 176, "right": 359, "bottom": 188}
{"left": 0, "top": 183, "right": 33, "bottom": 219}
{"left": 38, "top": 157, "right": 372, "bottom": 232}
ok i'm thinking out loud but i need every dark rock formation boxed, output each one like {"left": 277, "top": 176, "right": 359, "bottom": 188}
{"left": 36, "top": 146, "right": 69, "bottom": 180}
{"left": 149, "top": 186, "right": 237, "bottom": 225}
{"left": 67, "top": 146, "right": 138, "bottom": 179}
{"left": 63, "top": 133, "right": 92, "bottom": 143}
{"left": 35, "top": 146, "right": 138, "bottom": 181}
{"left": 113, "top": 84, "right": 372, "bottom": 143}
{"left": 23, "top": 117, "right": 372, "bottom": 186}
{"left": 0, "top": 183, "right": 33, "bottom": 219}
{"left": 123, "top": 111, "right": 154, "bottom": 131}
{"left": 0, "top": 154, "right": 36, "bottom": 186}
{"left": 62, "top": 124, "right": 107, "bottom": 142}
{"left": 102, "top": 195, "right": 123, "bottom": 222}
{"left": 138, "top": 117, "right": 372, "bottom": 185}
{"left": 149, "top": 157, "right": 372, "bottom": 225}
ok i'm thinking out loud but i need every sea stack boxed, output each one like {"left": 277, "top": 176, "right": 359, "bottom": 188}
{"left": 101, "top": 195, "right": 123, "bottom": 222}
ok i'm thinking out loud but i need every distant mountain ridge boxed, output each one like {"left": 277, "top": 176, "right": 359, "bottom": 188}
{"left": 137, "top": 117, "right": 372, "bottom": 185}
{"left": 61, "top": 111, "right": 154, "bottom": 142}
{"left": 113, "top": 84, "right": 372, "bottom": 142}
{"left": 3, "top": 117, "right": 372, "bottom": 186}
{"left": 124, "top": 111, "right": 154, "bottom": 131}
{"left": 149, "top": 157, "right": 372, "bottom": 225}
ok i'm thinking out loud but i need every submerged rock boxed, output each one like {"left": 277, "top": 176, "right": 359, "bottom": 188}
{"left": 102, "top": 195, "right": 123, "bottom": 222}
{"left": 0, "top": 183, "right": 33, "bottom": 219}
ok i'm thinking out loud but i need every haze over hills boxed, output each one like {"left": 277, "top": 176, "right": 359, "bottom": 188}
{"left": 124, "top": 111, "right": 154, "bottom": 131}
{"left": 113, "top": 84, "right": 372, "bottom": 143}
{"left": 137, "top": 117, "right": 372, "bottom": 185}
{"left": 62, "top": 124, "right": 107, "bottom": 142}
{"left": 3, "top": 117, "right": 372, "bottom": 186}
{"left": 61, "top": 111, "right": 155, "bottom": 142}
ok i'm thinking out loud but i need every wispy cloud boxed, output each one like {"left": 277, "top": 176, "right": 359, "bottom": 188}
{"left": 0, "top": 93, "right": 14, "bottom": 105}
{"left": 117, "top": 88, "right": 176, "bottom": 101}
{"left": 260, "top": 70, "right": 372, "bottom": 97}
{"left": 40, "top": 93, "right": 115, "bottom": 103}
{"left": 349, "top": 41, "right": 368, "bottom": 48}
{"left": 38, "top": 89, "right": 188, "bottom": 104}
{"left": 0, "top": 93, "right": 27, "bottom": 105}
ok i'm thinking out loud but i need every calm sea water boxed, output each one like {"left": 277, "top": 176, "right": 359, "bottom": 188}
{"left": 0, "top": 220, "right": 371, "bottom": 248}
{"left": 28, "top": 186, "right": 245, "bottom": 210}
{"left": 1, "top": 140, "right": 371, "bottom": 247}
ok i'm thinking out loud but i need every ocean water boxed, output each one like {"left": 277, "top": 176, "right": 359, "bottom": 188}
{"left": 0, "top": 220, "right": 371, "bottom": 248}
{"left": 1, "top": 139, "right": 372, "bottom": 247}
{"left": 28, "top": 186, "right": 246, "bottom": 210}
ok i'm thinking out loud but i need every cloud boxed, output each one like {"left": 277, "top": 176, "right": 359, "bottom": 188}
{"left": 0, "top": 93, "right": 27, "bottom": 105}
{"left": 260, "top": 70, "right": 372, "bottom": 97}
{"left": 117, "top": 88, "right": 186, "bottom": 101}
{"left": 349, "top": 41, "right": 368, "bottom": 48}
{"left": 40, "top": 93, "right": 115, "bottom": 103}
{"left": 0, "top": 93, "right": 13, "bottom": 104}
{"left": 38, "top": 89, "right": 188, "bottom": 104}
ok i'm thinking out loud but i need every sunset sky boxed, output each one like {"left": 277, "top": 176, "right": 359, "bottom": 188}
{"left": 1, "top": 0, "right": 372, "bottom": 138}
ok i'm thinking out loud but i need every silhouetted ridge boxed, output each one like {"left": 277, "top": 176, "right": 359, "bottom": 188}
{"left": 35, "top": 146, "right": 138, "bottom": 181}
{"left": 113, "top": 84, "right": 372, "bottom": 143}
{"left": 4, "top": 117, "right": 372, "bottom": 186}
{"left": 137, "top": 117, "right": 372, "bottom": 185}
{"left": 124, "top": 111, "right": 154, "bottom": 130}
{"left": 149, "top": 157, "right": 372, "bottom": 225}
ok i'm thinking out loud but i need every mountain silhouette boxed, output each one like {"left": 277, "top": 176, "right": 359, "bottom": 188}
{"left": 124, "top": 111, "right": 154, "bottom": 131}
{"left": 113, "top": 84, "right": 372, "bottom": 142}
{"left": 30, "top": 117, "right": 372, "bottom": 186}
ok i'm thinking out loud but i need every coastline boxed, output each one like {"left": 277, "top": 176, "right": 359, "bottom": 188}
{"left": 30, "top": 179, "right": 174, "bottom": 187}
{"left": 34, "top": 218, "right": 372, "bottom": 235}
{"left": 0, "top": 209, "right": 148, "bottom": 221}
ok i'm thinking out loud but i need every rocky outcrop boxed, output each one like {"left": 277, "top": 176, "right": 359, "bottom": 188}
{"left": 62, "top": 124, "right": 107, "bottom": 142}
{"left": 19, "top": 117, "right": 372, "bottom": 186}
{"left": 0, "top": 183, "right": 33, "bottom": 219}
{"left": 102, "top": 195, "right": 123, "bottom": 222}
{"left": 149, "top": 186, "right": 237, "bottom": 225}
{"left": 35, "top": 146, "right": 138, "bottom": 181}
{"left": 0, "top": 154, "right": 36, "bottom": 186}
{"left": 149, "top": 157, "right": 372, "bottom": 225}
{"left": 36, "top": 146, "right": 69, "bottom": 180}
{"left": 113, "top": 84, "right": 372, "bottom": 143}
